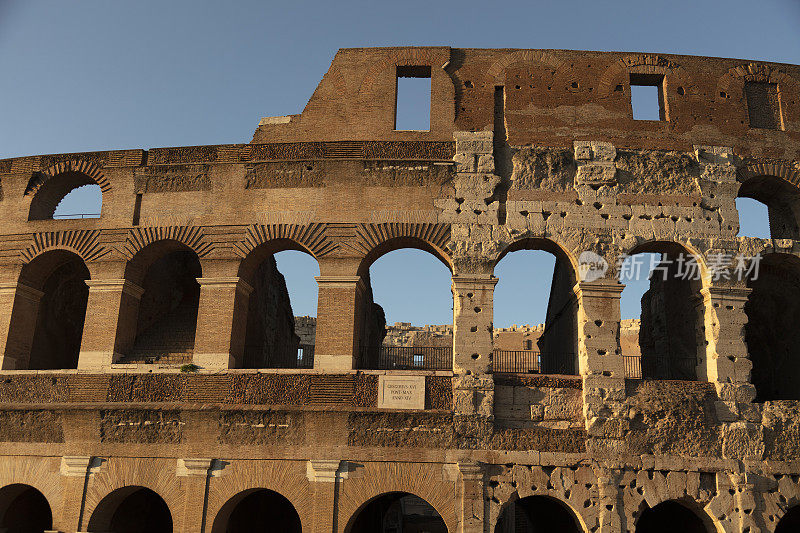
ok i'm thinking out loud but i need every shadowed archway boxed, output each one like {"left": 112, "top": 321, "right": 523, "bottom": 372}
{"left": 87, "top": 486, "right": 172, "bottom": 533}
{"left": 211, "top": 488, "right": 301, "bottom": 533}
{"left": 346, "top": 491, "right": 447, "bottom": 533}
{"left": 0, "top": 484, "right": 52, "bottom": 533}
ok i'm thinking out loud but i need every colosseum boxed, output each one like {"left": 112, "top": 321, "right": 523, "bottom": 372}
{"left": 0, "top": 46, "right": 798, "bottom": 532}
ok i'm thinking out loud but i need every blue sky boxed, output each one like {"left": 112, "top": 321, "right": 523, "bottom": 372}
{"left": 1, "top": 0, "right": 796, "bottom": 325}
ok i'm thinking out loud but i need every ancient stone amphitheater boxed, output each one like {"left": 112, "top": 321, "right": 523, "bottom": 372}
{"left": 0, "top": 47, "right": 798, "bottom": 532}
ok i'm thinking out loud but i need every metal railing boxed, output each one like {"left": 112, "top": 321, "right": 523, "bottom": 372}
{"left": 491, "top": 349, "right": 541, "bottom": 374}
{"left": 623, "top": 354, "right": 698, "bottom": 380}
{"left": 52, "top": 213, "right": 101, "bottom": 219}
{"left": 358, "top": 345, "right": 452, "bottom": 370}
{"left": 296, "top": 344, "right": 315, "bottom": 369}
{"left": 491, "top": 350, "right": 576, "bottom": 375}
{"left": 623, "top": 355, "right": 642, "bottom": 379}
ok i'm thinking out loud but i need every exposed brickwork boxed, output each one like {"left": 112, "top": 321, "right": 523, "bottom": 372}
{"left": 0, "top": 47, "right": 797, "bottom": 532}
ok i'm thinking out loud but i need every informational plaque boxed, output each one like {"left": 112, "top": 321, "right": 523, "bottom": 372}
{"left": 378, "top": 375, "right": 425, "bottom": 410}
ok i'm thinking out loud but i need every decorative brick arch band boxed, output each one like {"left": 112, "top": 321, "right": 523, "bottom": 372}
{"left": 25, "top": 158, "right": 111, "bottom": 197}
{"left": 737, "top": 158, "right": 800, "bottom": 189}
{"left": 597, "top": 54, "right": 692, "bottom": 98}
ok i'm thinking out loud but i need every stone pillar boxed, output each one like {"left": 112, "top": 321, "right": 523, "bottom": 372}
{"left": 77, "top": 279, "right": 144, "bottom": 369}
{"left": 306, "top": 459, "right": 347, "bottom": 533}
{"left": 703, "top": 286, "right": 755, "bottom": 400}
{"left": 176, "top": 458, "right": 214, "bottom": 533}
{"left": 574, "top": 280, "right": 627, "bottom": 446}
{"left": 0, "top": 281, "right": 43, "bottom": 369}
{"left": 194, "top": 277, "right": 253, "bottom": 369}
{"left": 57, "top": 456, "right": 92, "bottom": 533}
{"left": 702, "top": 285, "right": 765, "bottom": 461}
{"left": 452, "top": 275, "right": 496, "bottom": 445}
{"left": 457, "top": 461, "right": 484, "bottom": 533}
{"left": 314, "top": 276, "right": 363, "bottom": 371}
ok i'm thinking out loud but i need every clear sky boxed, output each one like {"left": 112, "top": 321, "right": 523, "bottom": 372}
{"left": 0, "top": 0, "right": 796, "bottom": 325}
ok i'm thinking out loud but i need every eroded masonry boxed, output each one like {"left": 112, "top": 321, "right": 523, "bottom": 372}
{"left": 0, "top": 47, "right": 798, "bottom": 532}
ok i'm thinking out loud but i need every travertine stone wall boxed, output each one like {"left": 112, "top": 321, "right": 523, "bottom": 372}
{"left": 0, "top": 47, "right": 797, "bottom": 531}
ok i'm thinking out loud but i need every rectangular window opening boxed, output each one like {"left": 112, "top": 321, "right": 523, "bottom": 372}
{"left": 745, "top": 81, "right": 783, "bottom": 130}
{"left": 630, "top": 73, "right": 666, "bottom": 121}
{"left": 395, "top": 65, "right": 431, "bottom": 131}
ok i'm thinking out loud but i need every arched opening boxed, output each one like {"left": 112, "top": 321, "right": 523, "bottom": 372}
{"left": 776, "top": 505, "right": 800, "bottom": 533}
{"left": 0, "top": 484, "right": 52, "bottom": 533}
{"left": 619, "top": 242, "right": 705, "bottom": 380}
{"left": 237, "top": 241, "right": 320, "bottom": 368}
{"left": 28, "top": 171, "right": 102, "bottom": 220}
{"left": 744, "top": 253, "right": 800, "bottom": 400}
{"left": 635, "top": 500, "right": 709, "bottom": 533}
{"left": 211, "top": 488, "right": 301, "bottom": 533}
{"left": 88, "top": 486, "right": 172, "bottom": 533}
{"left": 119, "top": 242, "right": 202, "bottom": 364}
{"left": 356, "top": 239, "right": 453, "bottom": 370}
{"left": 494, "top": 495, "right": 582, "bottom": 533}
{"left": 347, "top": 492, "right": 447, "bottom": 533}
{"left": 493, "top": 239, "right": 578, "bottom": 375}
{"left": 5, "top": 250, "right": 89, "bottom": 369}
{"left": 737, "top": 175, "right": 800, "bottom": 239}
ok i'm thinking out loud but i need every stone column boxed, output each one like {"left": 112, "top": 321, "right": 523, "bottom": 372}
{"left": 57, "top": 456, "right": 93, "bottom": 533}
{"left": 194, "top": 277, "right": 253, "bottom": 369}
{"left": 314, "top": 276, "right": 363, "bottom": 371}
{"left": 0, "top": 281, "right": 43, "bottom": 369}
{"left": 307, "top": 459, "right": 347, "bottom": 533}
{"left": 452, "top": 275, "right": 497, "bottom": 443}
{"left": 574, "top": 280, "right": 627, "bottom": 446}
{"left": 77, "top": 279, "right": 144, "bottom": 369}
{"left": 702, "top": 286, "right": 755, "bottom": 400}
{"left": 176, "top": 458, "right": 214, "bottom": 533}
{"left": 457, "top": 461, "right": 484, "bottom": 533}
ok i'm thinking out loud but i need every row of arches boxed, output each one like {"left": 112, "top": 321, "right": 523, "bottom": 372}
{"left": 3, "top": 481, "right": 800, "bottom": 532}
{"left": 7, "top": 231, "right": 800, "bottom": 399}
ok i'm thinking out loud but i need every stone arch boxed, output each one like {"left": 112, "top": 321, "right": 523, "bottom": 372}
{"left": 776, "top": 504, "right": 800, "bottom": 533}
{"left": 116, "top": 239, "right": 203, "bottom": 364}
{"left": 3, "top": 249, "right": 90, "bottom": 369}
{"left": 621, "top": 240, "right": 709, "bottom": 381}
{"left": 744, "top": 252, "right": 800, "bottom": 400}
{"left": 204, "top": 461, "right": 312, "bottom": 533}
{"left": 354, "top": 235, "right": 453, "bottom": 370}
{"left": 344, "top": 491, "right": 448, "bottom": 533}
{"left": 355, "top": 224, "right": 453, "bottom": 277}
{"left": 494, "top": 494, "right": 585, "bottom": 533}
{"left": 357, "top": 48, "right": 446, "bottom": 97}
{"left": 597, "top": 54, "right": 690, "bottom": 96}
{"left": 86, "top": 485, "right": 172, "bottom": 533}
{"left": 336, "top": 463, "right": 457, "bottom": 533}
{"left": 123, "top": 226, "right": 213, "bottom": 264}
{"left": 21, "top": 230, "right": 107, "bottom": 265}
{"left": 485, "top": 50, "right": 562, "bottom": 85}
{"left": 0, "top": 457, "right": 61, "bottom": 528}
{"left": 493, "top": 237, "right": 579, "bottom": 374}
{"left": 0, "top": 483, "right": 53, "bottom": 533}
{"left": 210, "top": 488, "right": 302, "bottom": 533}
{"left": 25, "top": 160, "right": 108, "bottom": 221}
{"left": 635, "top": 498, "right": 713, "bottom": 533}
{"left": 737, "top": 164, "right": 800, "bottom": 239}
{"left": 717, "top": 63, "right": 800, "bottom": 105}
{"left": 236, "top": 239, "right": 320, "bottom": 369}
